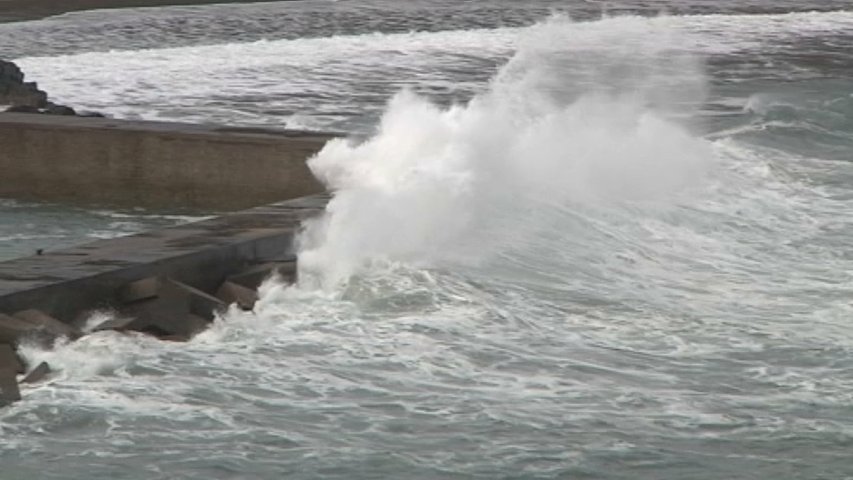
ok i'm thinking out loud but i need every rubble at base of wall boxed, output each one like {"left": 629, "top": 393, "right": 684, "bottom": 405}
{"left": 0, "top": 59, "right": 99, "bottom": 116}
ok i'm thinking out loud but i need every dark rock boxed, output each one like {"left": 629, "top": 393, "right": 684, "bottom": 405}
{"left": 0, "top": 60, "right": 87, "bottom": 115}
{"left": 13, "top": 309, "right": 81, "bottom": 340}
{"left": 216, "top": 281, "right": 258, "bottom": 310}
{"left": 44, "top": 102, "right": 76, "bottom": 116}
{"left": 5, "top": 102, "right": 81, "bottom": 116}
{"left": 157, "top": 333, "right": 192, "bottom": 342}
{"left": 4, "top": 104, "right": 40, "bottom": 113}
{"left": 0, "top": 368, "right": 21, "bottom": 405}
{"left": 0, "top": 343, "right": 24, "bottom": 374}
{"left": 0, "top": 60, "right": 48, "bottom": 108}
{"left": 21, "top": 361, "right": 50, "bottom": 384}
{"left": 77, "top": 111, "right": 107, "bottom": 118}
{"left": 0, "top": 60, "right": 24, "bottom": 84}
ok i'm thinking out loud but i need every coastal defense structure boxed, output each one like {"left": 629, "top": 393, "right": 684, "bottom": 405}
{"left": 0, "top": 193, "right": 330, "bottom": 405}
{"left": 0, "top": 113, "right": 333, "bottom": 210}
{"left": 0, "top": 113, "right": 335, "bottom": 405}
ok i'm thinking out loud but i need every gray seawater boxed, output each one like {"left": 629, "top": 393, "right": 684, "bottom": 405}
{"left": 0, "top": 200, "right": 205, "bottom": 260}
{"left": 2, "top": 1, "right": 853, "bottom": 478}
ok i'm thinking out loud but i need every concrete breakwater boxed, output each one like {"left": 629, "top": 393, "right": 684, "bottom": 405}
{"left": 0, "top": 193, "right": 329, "bottom": 406}
{"left": 0, "top": 113, "right": 333, "bottom": 210}
{"left": 0, "top": 110, "right": 336, "bottom": 406}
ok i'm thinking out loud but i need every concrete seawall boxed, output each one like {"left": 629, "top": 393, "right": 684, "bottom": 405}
{"left": 0, "top": 193, "right": 327, "bottom": 322}
{"left": 0, "top": 114, "right": 336, "bottom": 404}
{"left": 0, "top": 113, "right": 334, "bottom": 210}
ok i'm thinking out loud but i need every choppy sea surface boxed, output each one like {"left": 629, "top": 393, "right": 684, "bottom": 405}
{"left": 2, "top": 1, "right": 853, "bottom": 478}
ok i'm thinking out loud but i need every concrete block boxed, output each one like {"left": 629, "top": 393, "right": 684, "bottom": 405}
{"left": 117, "top": 277, "right": 161, "bottom": 304}
{"left": 13, "top": 309, "right": 81, "bottom": 340}
{"left": 227, "top": 261, "right": 297, "bottom": 290}
{"left": 216, "top": 281, "right": 258, "bottom": 310}
{"left": 0, "top": 313, "right": 40, "bottom": 344}
{"left": 0, "top": 343, "right": 24, "bottom": 374}
{"left": 21, "top": 362, "right": 50, "bottom": 384}
{"left": 180, "top": 314, "right": 209, "bottom": 339}
{"left": 0, "top": 368, "right": 21, "bottom": 405}
{"left": 90, "top": 314, "right": 136, "bottom": 333}
{"left": 168, "top": 280, "right": 226, "bottom": 321}
{"left": 120, "top": 280, "right": 223, "bottom": 339}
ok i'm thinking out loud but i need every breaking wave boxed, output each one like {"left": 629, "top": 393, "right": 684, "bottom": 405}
{"left": 295, "top": 16, "right": 713, "bottom": 289}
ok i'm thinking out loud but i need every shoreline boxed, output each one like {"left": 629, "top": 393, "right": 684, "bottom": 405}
{"left": 0, "top": 0, "right": 284, "bottom": 23}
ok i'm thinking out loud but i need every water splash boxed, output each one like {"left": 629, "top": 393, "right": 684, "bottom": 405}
{"left": 296, "top": 16, "right": 714, "bottom": 290}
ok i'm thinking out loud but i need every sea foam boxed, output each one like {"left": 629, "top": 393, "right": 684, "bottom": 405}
{"left": 295, "top": 16, "right": 714, "bottom": 290}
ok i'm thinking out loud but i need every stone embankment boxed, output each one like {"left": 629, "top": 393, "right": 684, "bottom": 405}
{"left": 0, "top": 194, "right": 329, "bottom": 407}
{"left": 0, "top": 60, "right": 85, "bottom": 116}
{"left": 0, "top": 113, "right": 333, "bottom": 210}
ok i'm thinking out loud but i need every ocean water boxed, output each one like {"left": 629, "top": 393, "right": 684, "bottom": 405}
{"left": 0, "top": 199, "right": 206, "bottom": 260}
{"left": 2, "top": 1, "right": 853, "bottom": 478}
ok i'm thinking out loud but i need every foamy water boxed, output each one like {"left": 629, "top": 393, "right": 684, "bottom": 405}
{"left": 9, "top": 10, "right": 853, "bottom": 133}
{"left": 2, "top": 2, "right": 853, "bottom": 478}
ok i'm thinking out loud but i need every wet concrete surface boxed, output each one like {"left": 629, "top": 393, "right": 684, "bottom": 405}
{"left": 0, "top": 193, "right": 328, "bottom": 323}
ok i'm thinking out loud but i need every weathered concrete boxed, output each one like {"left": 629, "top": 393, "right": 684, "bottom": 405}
{"left": 21, "top": 361, "right": 49, "bottom": 384}
{"left": 120, "top": 279, "right": 225, "bottom": 339}
{"left": 21, "top": 362, "right": 50, "bottom": 383}
{"left": 216, "top": 281, "right": 258, "bottom": 310}
{"left": 0, "top": 193, "right": 328, "bottom": 326}
{"left": 0, "top": 368, "right": 20, "bottom": 404}
{"left": 0, "top": 343, "right": 23, "bottom": 373}
{"left": 228, "top": 261, "right": 297, "bottom": 289}
{"left": 14, "top": 309, "right": 81, "bottom": 339}
{"left": 0, "top": 191, "right": 328, "bottom": 406}
{"left": 0, "top": 313, "right": 40, "bottom": 345}
{"left": 0, "top": 113, "right": 334, "bottom": 210}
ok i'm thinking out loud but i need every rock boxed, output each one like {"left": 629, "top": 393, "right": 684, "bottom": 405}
{"left": 0, "top": 60, "right": 24, "bottom": 84}
{"left": 0, "top": 60, "right": 48, "bottom": 108}
{"left": 43, "top": 102, "right": 76, "bottom": 116}
{"left": 1, "top": 59, "right": 93, "bottom": 116}
{"left": 4, "top": 104, "right": 40, "bottom": 113}
{"left": 13, "top": 309, "right": 81, "bottom": 340}
{"left": 0, "top": 344, "right": 24, "bottom": 374}
{"left": 216, "top": 281, "right": 258, "bottom": 310}
{"left": 0, "top": 368, "right": 21, "bottom": 406}
{"left": 77, "top": 111, "right": 107, "bottom": 118}
{"left": 21, "top": 362, "right": 50, "bottom": 384}
{"left": 4, "top": 101, "right": 81, "bottom": 116}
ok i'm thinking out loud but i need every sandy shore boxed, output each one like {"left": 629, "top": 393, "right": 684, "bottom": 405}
{"left": 0, "top": 0, "right": 276, "bottom": 23}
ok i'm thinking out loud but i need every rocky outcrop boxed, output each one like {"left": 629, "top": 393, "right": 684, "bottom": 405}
{"left": 0, "top": 60, "right": 48, "bottom": 108}
{"left": 0, "top": 59, "right": 98, "bottom": 116}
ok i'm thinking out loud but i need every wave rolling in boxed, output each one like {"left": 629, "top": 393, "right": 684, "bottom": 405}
{"left": 294, "top": 16, "right": 714, "bottom": 291}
